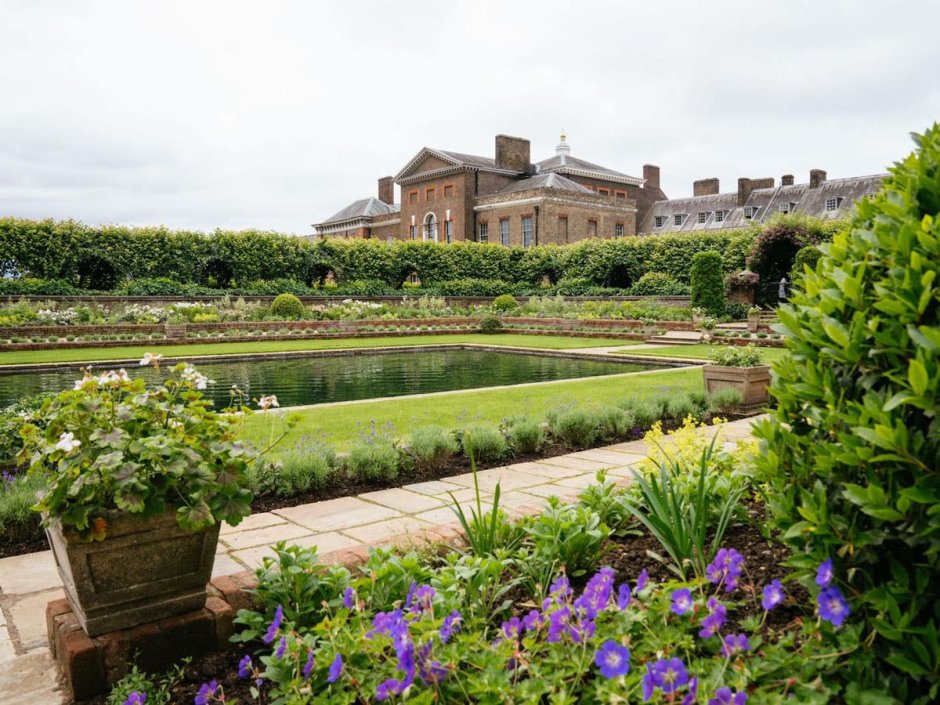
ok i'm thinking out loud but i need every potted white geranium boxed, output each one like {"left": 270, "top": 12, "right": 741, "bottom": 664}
{"left": 702, "top": 345, "right": 771, "bottom": 413}
{"left": 18, "top": 355, "right": 264, "bottom": 636}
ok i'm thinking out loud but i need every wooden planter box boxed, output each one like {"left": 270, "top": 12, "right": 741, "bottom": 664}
{"left": 46, "top": 511, "right": 220, "bottom": 636}
{"left": 702, "top": 364, "right": 771, "bottom": 413}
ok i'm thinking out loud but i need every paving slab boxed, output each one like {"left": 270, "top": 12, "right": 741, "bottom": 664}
{"left": 359, "top": 488, "right": 446, "bottom": 513}
{"left": 519, "top": 484, "right": 577, "bottom": 500}
{"left": 0, "top": 623, "right": 16, "bottom": 664}
{"left": 220, "top": 512, "right": 287, "bottom": 535}
{"left": 537, "top": 455, "right": 610, "bottom": 472}
{"left": 0, "top": 650, "right": 64, "bottom": 705}
{"left": 553, "top": 473, "right": 604, "bottom": 490}
{"left": 341, "top": 517, "right": 436, "bottom": 544}
{"left": 401, "top": 479, "right": 465, "bottom": 496}
{"left": 219, "top": 522, "right": 313, "bottom": 551}
{"left": 446, "top": 467, "right": 548, "bottom": 493}
{"left": 566, "top": 449, "right": 650, "bottom": 466}
{"left": 212, "top": 552, "right": 249, "bottom": 577}
{"left": 273, "top": 496, "right": 401, "bottom": 532}
{"left": 9, "top": 589, "right": 65, "bottom": 651}
{"left": 511, "top": 461, "right": 586, "bottom": 480}
{"left": 0, "top": 551, "right": 60, "bottom": 595}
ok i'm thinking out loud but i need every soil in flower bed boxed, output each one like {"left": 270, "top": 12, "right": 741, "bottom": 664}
{"left": 75, "top": 504, "right": 799, "bottom": 705}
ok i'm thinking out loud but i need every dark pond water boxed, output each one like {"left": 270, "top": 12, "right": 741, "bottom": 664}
{"left": 0, "top": 350, "right": 670, "bottom": 409}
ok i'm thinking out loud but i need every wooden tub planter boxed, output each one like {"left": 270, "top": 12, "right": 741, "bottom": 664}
{"left": 702, "top": 364, "right": 772, "bottom": 413}
{"left": 46, "top": 511, "right": 221, "bottom": 636}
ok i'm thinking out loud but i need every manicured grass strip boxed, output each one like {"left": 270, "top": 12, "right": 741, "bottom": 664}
{"left": 614, "top": 344, "right": 789, "bottom": 363}
{"left": 240, "top": 366, "right": 701, "bottom": 453}
{"left": 0, "top": 334, "right": 633, "bottom": 366}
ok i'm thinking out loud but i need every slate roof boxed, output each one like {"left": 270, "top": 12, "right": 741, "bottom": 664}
{"left": 318, "top": 197, "right": 400, "bottom": 226}
{"left": 497, "top": 172, "right": 593, "bottom": 195}
{"left": 536, "top": 154, "right": 643, "bottom": 184}
{"left": 638, "top": 174, "right": 886, "bottom": 234}
{"left": 435, "top": 150, "right": 498, "bottom": 169}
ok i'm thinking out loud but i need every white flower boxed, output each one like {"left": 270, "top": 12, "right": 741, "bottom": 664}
{"left": 55, "top": 432, "right": 81, "bottom": 453}
{"left": 73, "top": 376, "right": 92, "bottom": 390}
{"left": 258, "top": 395, "right": 280, "bottom": 410}
{"left": 139, "top": 352, "right": 163, "bottom": 367}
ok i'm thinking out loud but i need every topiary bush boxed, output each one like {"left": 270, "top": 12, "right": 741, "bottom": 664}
{"left": 270, "top": 293, "right": 305, "bottom": 320}
{"left": 790, "top": 244, "right": 822, "bottom": 283}
{"left": 689, "top": 250, "right": 726, "bottom": 316}
{"left": 627, "top": 271, "right": 690, "bottom": 296}
{"left": 478, "top": 315, "right": 503, "bottom": 333}
{"left": 491, "top": 294, "right": 519, "bottom": 312}
{"left": 754, "top": 124, "right": 940, "bottom": 700}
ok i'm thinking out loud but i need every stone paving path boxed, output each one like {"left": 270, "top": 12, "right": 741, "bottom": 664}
{"left": 0, "top": 417, "right": 763, "bottom": 703}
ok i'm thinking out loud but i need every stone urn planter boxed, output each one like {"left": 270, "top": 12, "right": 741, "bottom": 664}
{"left": 46, "top": 511, "right": 221, "bottom": 636}
{"left": 703, "top": 364, "right": 771, "bottom": 413}
{"left": 747, "top": 311, "right": 761, "bottom": 333}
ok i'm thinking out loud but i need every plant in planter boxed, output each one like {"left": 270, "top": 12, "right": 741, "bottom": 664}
{"left": 702, "top": 344, "right": 770, "bottom": 413}
{"left": 18, "top": 356, "right": 273, "bottom": 636}
{"left": 747, "top": 305, "right": 762, "bottom": 333}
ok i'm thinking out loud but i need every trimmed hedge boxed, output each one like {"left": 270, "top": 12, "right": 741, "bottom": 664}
{"left": 690, "top": 250, "right": 725, "bottom": 316}
{"left": 0, "top": 217, "right": 763, "bottom": 293}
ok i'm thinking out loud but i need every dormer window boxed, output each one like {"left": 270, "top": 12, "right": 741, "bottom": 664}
{"left": 825, "top": 197, "right": 843, "bottom": 211}
{"left": 743, "top": 207, "right": 758, "bottom": 220}
{"left": 654, "top": 216, "right": 665, "bottom": 228}
{"left": 697, "top": 212, "right": 708, "bottom": 224}
{"left": 778, "top": 202, "right": 797, "bottom": 214}
{"left": 715, "top": 210, "right": 725, "bottom": 223}
{"left": 674, "top": 214, "right": 686, "bottom": 226}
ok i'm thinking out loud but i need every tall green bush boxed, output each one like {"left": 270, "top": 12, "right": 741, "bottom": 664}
{"left": 689, "top": 250, "right": 725, "bottom": 316}
{"left": 755, "top": 124, "right": 940, "bottom": 700}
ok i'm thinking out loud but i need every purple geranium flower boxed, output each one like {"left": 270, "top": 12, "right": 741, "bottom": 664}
{"left": 816, "top": 558, "right": 833, "bottom": 588}
{"left": 275, "top": 635, "right": 287, "bottom": 659}
{"left": 818, "top": 586, "right": 850, "bottom": 627}
{"left": 237, "top": 654, "right": 252, "bottom": 678}
{"left": 761, "top": 579, "right": 785, "bottom": 610}
{"left": 642, "top": 657, "right": 690, "bottom": 699}
{"left": 594, "top": 641, "right": 631, "bottom": 679}
{"left": 720, "top": 633, "right": 750, "bottom": 657}
{"left": 440, "top": 610, "right": 462, "bottom": 643}
{"left": 617, "top": 583, "right": 632, "bottom": 610}
{"left": 409, "top": 584, "right": 436, "bottom": 613}
{"left": 671, "top": 588, "right": 693, "bottom": 615}
{"left": 501, "top": 617, "right": 523, "bottom": 640}
{"left": 635, "top": 568, "right": 649, "bottom": 594}
{"left": 682, "top": 676, "right": 699, "bottom": 705}
{"left": 263, "top": 604, "right": 284, "bottom": 644}
{"left": 698, "top": 596, "right": 727, "bottom": 639}
{"left": 122, "top": 693, "right": 146, "bottom": 705}
{"left": 328, "top": 653, "right": 344, "bottom": 683}
{"left": 549, "top": 574, "right": 573, "bottom": 601}
{"left": 705, "top": 548, "right": 744, "bottom": 592}
{"left": 575, "top": 567, "right": 615, "bottom": 618}
{"left": 522, "top": 609, "right": 544, "bottom": 631}
{"left": 303, "top": 650, "right": 315, "bottom": 680}
{"left": 709, "top": 686, "right": 748, "bottom": 704}
{"left": 342, "top": 586, "right": 357, "bottom": 609}
{"left": 194, "top": 680, "right": 220, "bottom": 705}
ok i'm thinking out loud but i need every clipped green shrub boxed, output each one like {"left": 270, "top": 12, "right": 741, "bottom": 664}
{"left": 406, "top": 426, "right": 458, "bottom": 471}
{"left": 345, "top": 436, "right": 400, "bottom": 482}
{"left": 548, "top": 406, "right": 598, "bottom": 448}
{"left": 755, "top": 125, "right": 940, "bottom": 699}
{"left": 621, "top": 396, "right": 664, "bottom": 428}
{"left": 689, "top": 250, "right": 726, "bottom": 316}
{"left": 270, "top": 293, "right": 305, "bottom": 319}
{"left": 628, "top": 271, "right": 690, "bottom": 296}
{"left": 790, "top": 244, "right": 822, "bottom": 281}
{"left": 505, "top": 416, "right": 546, "bottom": 455}
{"left": 491, "top": 294, "right": 519, "bottom": 312}
{"left": 595, "top": 405, "right": 634, "bottom": 442}
{"left": 459, "top": 423, "right": 508, "bottom": 463}
{"left": 708, "top": 344, "right": 763, "bottom": 367}
{"left": 664, "top": 393, "right": 697, "bottom": 422}
{"left": 275, "top": 439, "right": 336, "bottom": 496}
{"left": 478, "top": 315, "right": 503, "bottom": 333}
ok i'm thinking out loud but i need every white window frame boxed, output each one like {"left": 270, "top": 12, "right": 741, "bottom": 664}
{"left": 825, "top": 197, "right": 840, "bottom": 211}
{"left": 654, "top": 215, "right": 665, "bottom": 228}
{"left": 674, "top": 214, "right": 685, "bottom": 226}
{"left": 697, "top": 212, "right": 707, "bottom": 224}
{"left": 522, "top": 216, "right": 534, "bottom": 248}
{"left": 445, "top": 219, "right": 453, "bottom": 243}
{"left": 422, "top": 212, "right": 438, "bottom": 241}
{"left": 614, "top": 223, "right": 624, "bottom": 238}
{"left": 778, "top": 203, "right": 790, "bottom": 214}
{"left": 409, "top": 224, "right": 416, "bottom": 240}
{"left": 478, "top": 222, "right": 488, "bottom": 243}
{"left": 744, "top": 207, "right": 757, "bottom": 220}
{"left": 500, "top": 219, "right": 510, "bottom": 246}
{"left": 715, "top": 210, "right": 725, "bottom": 223}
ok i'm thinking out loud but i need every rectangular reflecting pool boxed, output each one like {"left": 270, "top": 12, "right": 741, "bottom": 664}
{"left": 0, "top": 348, "right": 675, "bottom": 409}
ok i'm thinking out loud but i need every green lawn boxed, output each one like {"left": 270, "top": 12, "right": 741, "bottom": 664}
{"left": 240, "top": 366, "right": 701, "bottom": 453}
{"left": 0, "top": 334, "right": 631, "bottom": 366}
{"left": 615, "top": 344, "right": 789, "bottom": 363}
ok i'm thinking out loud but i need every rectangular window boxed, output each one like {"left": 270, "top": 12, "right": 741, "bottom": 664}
{"left": 522, "top": 216, "right": 533, "bottom": 248}
{"left": 654, "top": 215, "right": 665, "bottom": 228}
{"left": 443, "top": 184, "right": 454, "bottom": 198}
{"left": 778, "top": 202, "right": 790, "bottom": 213}
{"left": 825, "top": 197, "right": 840, "bottom": 211}
{"left": 587, "top": 219, "right": 597, "bottom": 237}
{"left": 698, "top": 212, "right": 708, "bottom": 224}
{"left": 426, "top": 188, "right": 435, "bottom": 201}
{"left": 500, "top": 219, "right": 510, "bottom": 246}
{"left": 615, "top": 190, "right": 627, "bottom": 198}
{"left": 559, "top": 216, "right": 569, "bottom": 242}
{"left": 409, "top": 225, "right": 416, "bottom": 240}
{"left": 478, "top": 222, "right": 488, "bottom": 243}
{"left": 445, "top": 220, "right": 453, "bottom": 243}
{"left": 598, "top": 188, "right": 610, "bottom": 196}
{"left": 614, "top": 223, "right": 624, "bottom": 238}
{"left": 715, "top": 210, "right": 725, "bottom": 223}
{"left": 744, "top": 207, "right": 757, "bottom": 219}
{"left": 408, "top": 191, "right": 418, "bottom": 205}
{"left": 674, "top": 214, "right": 685, "bottom": 226}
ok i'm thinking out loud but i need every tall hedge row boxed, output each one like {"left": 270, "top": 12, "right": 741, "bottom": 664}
{"left": 0, "top": 217, "right": 760, "bottom": 292}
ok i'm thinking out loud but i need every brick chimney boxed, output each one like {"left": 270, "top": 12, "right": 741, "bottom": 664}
{"left": 809, "top": 169, "right": 827, "bottom": 188}
{"left": 495, "top": 135, "right": 530, "bottom": 172}
{"left": 643, "top": 164, "right": 661, "bottom": 191}
{"left": 378, "top": 176, "right": 394, "bottom": 205}
{"left": 737, "top": 177, "right": 753, "bottom": 206}
{"left": 781, "top": 174, "right": 794, "bottom": 186}
{"left": 693, "top": 178, "right": 719, "bottom": 196}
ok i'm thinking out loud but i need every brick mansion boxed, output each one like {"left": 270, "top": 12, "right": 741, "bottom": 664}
{"left": 313, "top": 133, "right": 885, "bottom": 244}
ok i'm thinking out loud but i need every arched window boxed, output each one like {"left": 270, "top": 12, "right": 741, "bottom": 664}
{"left": 422, "top": 213, "right": 438, "bottom": 242}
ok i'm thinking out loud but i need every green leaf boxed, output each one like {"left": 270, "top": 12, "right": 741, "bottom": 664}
{"left": 908, "top": 358, "right": 928, "bottom": 396}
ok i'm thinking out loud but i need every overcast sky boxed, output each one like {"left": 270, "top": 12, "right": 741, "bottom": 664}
{"left": 2, "top": 0, "right": 938, "bottom": 234}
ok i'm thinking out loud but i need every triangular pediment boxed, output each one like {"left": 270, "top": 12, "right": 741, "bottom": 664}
{"left": 394, "top": 148, "right": 464, "bottom": 182}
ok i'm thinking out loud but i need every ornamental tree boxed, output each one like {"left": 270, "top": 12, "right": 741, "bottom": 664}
{"left": 689, "top": 250, "right": 725, "bottom": 316}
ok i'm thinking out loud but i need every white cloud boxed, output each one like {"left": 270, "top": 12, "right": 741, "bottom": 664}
{"left": 1, "top": 0, "right": 938, "bottom": 232}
